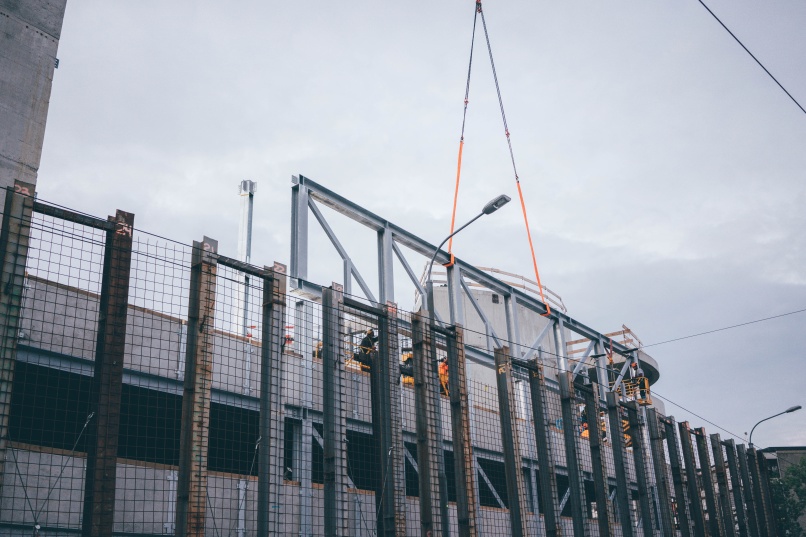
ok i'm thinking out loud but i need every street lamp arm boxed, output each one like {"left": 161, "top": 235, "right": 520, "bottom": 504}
{"left": 425, "top": 212, "right": 484, "bottom": 284}
{"left": 749, "top": 405, "right": 802, "bottom": 447}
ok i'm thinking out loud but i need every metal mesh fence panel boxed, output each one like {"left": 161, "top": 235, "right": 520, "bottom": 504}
{"left": 0, "top": 193, "right": 770, "bottom": 537}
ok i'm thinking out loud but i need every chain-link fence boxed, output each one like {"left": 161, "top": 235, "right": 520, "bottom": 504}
{"left": 0, "top": 186, "right": 779, "bottom": 537}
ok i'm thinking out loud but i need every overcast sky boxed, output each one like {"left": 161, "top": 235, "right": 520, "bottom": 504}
{"left": 38, "top": 1, "right": 806, "bottom": 447}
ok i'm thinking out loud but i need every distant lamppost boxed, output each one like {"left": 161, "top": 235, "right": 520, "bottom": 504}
{"left": 748, "top": 405, "right": 802, "bottom": 448}
{"left": 424, "top": 194, "right": 511, "bottom": 314}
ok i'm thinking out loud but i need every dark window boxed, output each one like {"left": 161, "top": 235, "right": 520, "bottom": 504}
{"left": 477, "top": 458, "right": 508, "bottom": 508}
{"left": 491, "top": 294, "right": 500, "bottom": 304}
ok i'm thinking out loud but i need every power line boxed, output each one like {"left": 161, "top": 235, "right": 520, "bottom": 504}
{"left": 697, "top": 0, "right": 806, "bottom": 116}
{"left": 642, "top": 307, "right": 806, "bottom": 348}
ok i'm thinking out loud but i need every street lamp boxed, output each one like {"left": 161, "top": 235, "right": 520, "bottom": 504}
{"left": 423, "top": 194, "right": 511, "bottom": 311}
{"left": 748, "top": 405, "right": 802, "bottom": 448}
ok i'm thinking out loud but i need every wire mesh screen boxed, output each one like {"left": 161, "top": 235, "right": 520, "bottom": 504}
{"left": 0, "top": 195, "right": 773, "bottom": 537}
{"left": 7, "top": 210, "right": 107, "bottom": 532}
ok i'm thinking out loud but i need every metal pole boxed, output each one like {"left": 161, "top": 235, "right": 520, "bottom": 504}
{"left": 662, "top": 417, "right": 692, "bottom": 537}
{"left": 647, "top": 408, "right": 675, "bottom": 537}
{"left": 694, "top": 428, "right": 724, "bottom": 537}
{"left": 710, "top": 434, "right": 737, "bottom": 537}
{"left": 176, "top": 237, "right": 218, "bottom": 537}
{"left": 626, "top": 402, "right": 655, "bottom": 537}
{"left": 82, "top": 210, "right": 135, "bottom": 537}
{"left": 494, "top": 347, "right": 529, "bottom": 537}
{"left": 0, "top": 183, "right": 34, "bottom": 501}
{"left": 412, "top": 309, "right": 444, "bottom": 536}
{"left": 447, "top": 325, "right": 478, "bottom": 537}
{"left": 606, "top": 391, "right": 634, "bottom": 537}
{"left": 323, "top": 284, "right": 349, "bottom": 536}
{"left": 678, "top": 422, "right": 707, "bottom": 537}
{"left": 560, "top": 371, "right": 587, "bottom": 536}
{"left": 528, "top": 354, "right": 562, "bottom": 537}
{"left": 582, "top": 384, "right": 612, "bottom": 537}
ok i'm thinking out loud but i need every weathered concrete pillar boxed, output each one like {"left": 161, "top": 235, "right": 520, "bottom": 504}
{"left": 322, "top": 284, "right": 349, "bottom": 536}
{"left": 560, "top": 371, "right": 588, "bottom": 536}
{"left": 447, "top": 325, "right": 477, "bottom": 537}
{"left": 412, "top": 309, "right": 443, "bottom": 537}
{"left": 722, "top": 439, "right": 749, "bottom": 537}
{"left": 694, "top": 428, "right": 724, "bottom": 537}
{"left": 82, "top": 210, "right": 135, "bottom": 537}
{"left": 679, "top": 422, "right": 706, "bottom": 537}
{"left": 736, "top": 444, "right": 759, "bottom": 537}
{"left": 647, "top": 408, "right": 675, "bottom": 537}
{"left": 494, "top": 347, "right": 529, "bottom": 537}
{"left": 582, "top": 384, "right": 612, "bottom": 537}
{"left": 175, "top": 237, "right": 218, "bottom": 537}
{"left": 626, "top": 402, "right": 654, "bottom": 537}
{"left": 0, "top": 183, "right": 34, "bottom": 500}
{"left": 370, "top": 301, "right": 406, "bottom": 536}
{"left": 662, "top": 416, "right": 692, "bottom": 537}
{"left": 710, "top": 434, "right": 737, "bottom": 537}
{"left": 606, "top": 391, "right": 633, "bottom": 537}
{"left": 528, "top": 356, "right": 562, "bottom": 537}
{"left": 257, "top": 263, "right": 287, "bottom": 537}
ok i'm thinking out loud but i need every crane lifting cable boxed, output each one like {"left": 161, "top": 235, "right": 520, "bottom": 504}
{"left": 446, "top": 0, "right": 552, "bottom": 315}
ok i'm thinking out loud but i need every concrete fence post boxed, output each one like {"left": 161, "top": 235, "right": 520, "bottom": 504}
{"left": 412, "top": 309, "right": 443, "bottom": 536}
{"left": 81, "top": 210, "right": 135, "bottom": 537}
{"left": 175, "top": 237, "right": 218, "bottom": 537}
{"left": 528, "top": 355, "right": 562, "bottom": 537}
{"left": 257, "top": 263, "right": 288, "bottom": 537}
{"left": 678, "top": 422, "right": 707, "bottom": 537}
{"left": 447, "top": 325, "right": 478, "bottom": 537}
{"left": 493, "top": 347, "right": 529, "bottom": 537}
{"left": 627, "top": 402, "right": 655, "bottom": 537}
{"left": 662, "top": 416, "right": 693, "bottom": 537}
{"left": 582, "top": 384, "right": 612, "bottom": 537}
{"left": 710, "top": 434, "right": 737, "bottom": 537}
{"left": 736, "top": 444, "right": 759, "bottom": 537}
{"left": 0, "top": 183, "right": 34, "bottom": 501}
{"left": 694, "top": 428, "right": 724, "bottom": 537}
{"left": 647, "top": 409, "right": 675, "bottom": 537}
{"left": 606, "top": 391, "right": 634, "bottom": 537}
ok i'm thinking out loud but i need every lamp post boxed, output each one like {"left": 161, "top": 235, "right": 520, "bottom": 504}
{"left": 748, "top": 405, "right": 802, "bottom": 448}
{"left": 423, "top": 194, "right": 511, "bottom": 315}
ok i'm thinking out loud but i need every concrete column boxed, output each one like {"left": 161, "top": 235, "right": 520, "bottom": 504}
{"left": 662, "top": 416, "right": 692, "bottom": 537}
{"left": 560, "top": 372, "right": 587, "bottom": 536}
{"left": 627, "top": 402, "right": 654, "bottom": 537}
{"left": 0, "top": 183, "right": 34, "bottom": 499}
{"left": 736, "top": 444, "right": 760, "bottom": 537}
{"left": 722, "top": 439, "right": 748, "bottom": 537}
{"left": 412, "top": 309, "right": 443, "bottom": 537}
{"left": 493, "top": 347, "right": 529, "bottom": 537}
{"left": 678, "top": 422, "right": 707, "bottom": 537}
{"left": 710, "top": 434, "right": 737, "bottom": 537}
{"left": 175, "top": 237, "right": 218, "bottom": 537}
{"left": 646, "top": 408, "right": 675, "bottom": 537}
{"left": 82, "top": 210, "right": 135, "bottom": 537}
{"left": 582, "top": 384, "right": 612, "bottom": 537}
{"left": 606, "top": 392, "right": 634, "bottom": 537}
{"left": 323, "top": 284, "right": 349, "bottom": 536}
{"left": 447, "top": 325, "right": 478, "bottom": 537}
{"left": 257, "top": 263, "right": 288, "bottom": 537}
{"left": 694, "top": 428, "right": 724, "bottom": 537}
{"left": 528, "top": 355, "right": 562, "bottom": 537}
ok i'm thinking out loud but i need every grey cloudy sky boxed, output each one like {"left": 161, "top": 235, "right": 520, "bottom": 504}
{"left": 37, "top": 1, "right": 806, "bottom": 446}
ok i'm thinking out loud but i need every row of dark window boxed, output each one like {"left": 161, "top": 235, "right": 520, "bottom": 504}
{"left": 10, "top": 362, "right": 634, "bottom": 514}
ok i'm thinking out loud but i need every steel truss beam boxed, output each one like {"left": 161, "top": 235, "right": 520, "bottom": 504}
{"left": 289, "top": 175, "right": 639, "bottom": 360}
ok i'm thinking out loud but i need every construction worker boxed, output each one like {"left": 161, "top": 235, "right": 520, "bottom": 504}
{"left": 353, "top": 328, "right": 378, "bottom": 369}
{"left": 630, "top": 361, "right": 646, "bottom": 400}
{"left": 400, "top": 347, "right": 414, "bottom": 384}
{"left": 439, "top": 357, "right": 449, "bottom": 396}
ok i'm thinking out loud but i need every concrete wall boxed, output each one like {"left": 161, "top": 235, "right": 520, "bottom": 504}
{"left": 0, "top": 0, "right": 67, "bottom": 212}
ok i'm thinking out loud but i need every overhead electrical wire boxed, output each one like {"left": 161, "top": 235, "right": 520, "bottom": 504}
{"left": 697, "top": 0, "right": 806, "bottom": 116}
